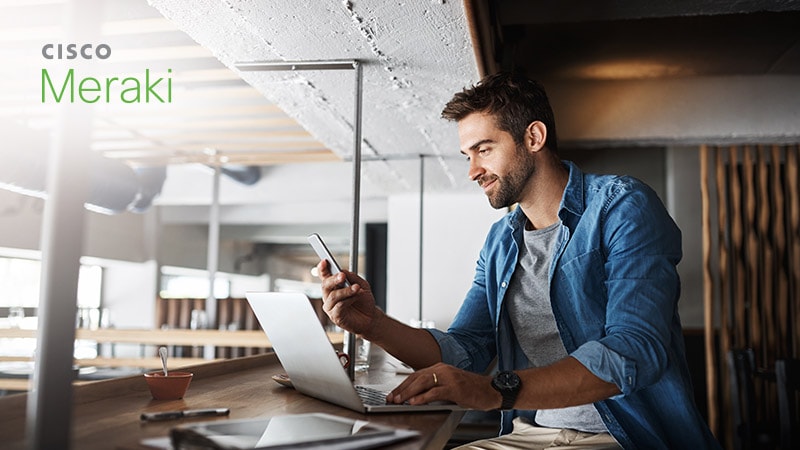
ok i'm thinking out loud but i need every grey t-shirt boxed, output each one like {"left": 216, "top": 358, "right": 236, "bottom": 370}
{"left": 506, "top": 221, "right": 608, "bottom": 433}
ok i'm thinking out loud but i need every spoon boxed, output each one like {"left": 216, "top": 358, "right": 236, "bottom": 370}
{"left": 158, "top": 346, "right": 169, "bottom": 376}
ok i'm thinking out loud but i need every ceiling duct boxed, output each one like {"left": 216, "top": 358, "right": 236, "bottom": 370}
{"left": 220, "top": 165, "right": 261, "bottom": 186}
{"left": 0, "top": 144, "right": 165, "bottom": 215}
{"left": 128, "top": 166, "right": 168, "bottom": 213}
{"left": 0, "top": 122, "right": 162, "bottom": 214}
{"left": 0, "top": 123, "right": 264, "bottom": 214}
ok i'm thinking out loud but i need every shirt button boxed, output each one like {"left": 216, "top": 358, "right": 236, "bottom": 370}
{"left": 501, "top": 281, "right": 507, "bottom": 288}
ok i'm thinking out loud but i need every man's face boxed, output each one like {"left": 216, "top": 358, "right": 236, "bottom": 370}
{"left": 458, "top": 112, "right": 535, "bottom": 209}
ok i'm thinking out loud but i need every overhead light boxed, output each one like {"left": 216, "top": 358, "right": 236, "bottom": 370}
{"left": 561, "top": 60, "right": 693, "bottom": 80}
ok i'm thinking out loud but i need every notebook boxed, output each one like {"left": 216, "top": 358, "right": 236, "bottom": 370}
{"left": 245, "top": 291, "right": 462, "bottom": 413}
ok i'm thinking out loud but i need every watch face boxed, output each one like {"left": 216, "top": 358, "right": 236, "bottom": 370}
{"left": 496, "top": 371, "right": 520, "bottom": 389}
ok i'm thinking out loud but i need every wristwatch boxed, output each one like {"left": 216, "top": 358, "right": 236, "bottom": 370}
{"left": 491, "top": 371, "right": 522, "bottom": 410}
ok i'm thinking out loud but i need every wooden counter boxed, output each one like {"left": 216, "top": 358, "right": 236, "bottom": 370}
{"left": 0, "top": 328, "right": 344, "bottom": 348}
{"left": 0, "top": 351, "right": 464, "bottom": 450}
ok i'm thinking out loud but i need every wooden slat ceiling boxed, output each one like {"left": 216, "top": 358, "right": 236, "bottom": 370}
{"left": 0, "top": 0, "right": 341, "bottom": 168}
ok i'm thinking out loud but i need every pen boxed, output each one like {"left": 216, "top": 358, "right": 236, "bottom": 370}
{"left": 140, "top": 408, "right": 230, "bottom": 422}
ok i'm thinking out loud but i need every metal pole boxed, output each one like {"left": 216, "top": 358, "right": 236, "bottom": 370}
{"left": 349, "top": 61, "right": 362, "bottom": 275}
{"left": 235, "top": 60, "right": 358, "bottom": 71}
{"left": 345, "top": 61, "right": 363, "bottom": 381}
{"left": 418, "top": 155, "right": 424, "bottom": 323}
{"left": 27, "top": 1, "right": 97, "bottom": 447}
{"left": 205, "top": 164, "right": 221, "bottom": 357}
{"left": 233, "top": 59, "right": 363, "bottom": 380}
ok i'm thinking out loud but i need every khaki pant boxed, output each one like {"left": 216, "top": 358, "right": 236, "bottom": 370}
{"left": 455, "top": 418, "right": 622, "bottom": 450}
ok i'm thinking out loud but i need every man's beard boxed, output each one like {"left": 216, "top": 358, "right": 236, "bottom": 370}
{"left": 480, "top": 145, "right": 536, "bottom": 209}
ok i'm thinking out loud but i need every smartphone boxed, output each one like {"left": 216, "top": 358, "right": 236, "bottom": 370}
{"left": 307, "top": 233, "right": 351, "bottom": 287}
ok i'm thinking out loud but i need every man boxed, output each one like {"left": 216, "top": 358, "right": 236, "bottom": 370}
{"left": 318, "top": 72, "right": 720, "bottom": 449}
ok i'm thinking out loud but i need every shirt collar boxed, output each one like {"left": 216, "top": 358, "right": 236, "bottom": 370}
{"left": 505, "top": 160, "right": 584, "bottom": 230}
{"left": 558, "top": 160, "right": 585, "bottom": 218}
{"left": 505, "top": 206, "right": 526, "bottom": 232}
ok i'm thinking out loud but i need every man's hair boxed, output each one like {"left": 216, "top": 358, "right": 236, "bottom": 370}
{"left": 441, "top": 72, "right": 558, "bottom": 153}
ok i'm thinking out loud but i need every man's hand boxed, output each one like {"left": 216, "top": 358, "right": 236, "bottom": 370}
{"left": 318, "top": 259, "right": 382, "bottom": 338}
{"left": 317, "top": 260, "right": 442, "bottom": 369}
{"left": 386, "top": 362, "right": 502, "bottom": 411}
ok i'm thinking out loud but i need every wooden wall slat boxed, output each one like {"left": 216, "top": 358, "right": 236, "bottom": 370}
{"left": 743, "top": 146, "right": 761, "bottom": 358}
{"left": 215, "top": 299, "right": 230, "bottom": 358}
{"left": 770, "top": 146, "right": 788, "bottom": 359}
{"left": 700, "top": 145, "right": 719, "bottom": 434}
{"left": 729, "top": 146, "right": 747, "bottom": 348}
{"left": 715, "top": 147, "right": 730, "bottom": 371}
{"left": 787, "top": 146, "right": 800, "bottom": 357}
{"left": 754, "top": 146, "right": 776, "bottom": 422}
{"left": 166, "top": 299, "right": 179, "bottom": 329}
{"left": 714, "top": 147, "right": 732, "bottom": 443}
{"left": 757, "top": 146, "right": 774, "bottom": 366}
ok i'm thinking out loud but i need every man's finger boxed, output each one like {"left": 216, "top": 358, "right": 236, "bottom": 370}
{"left": 322, "top": 273, "right": 350, "bottom": 293}
{"left": 317, "top": 259, "right": 331, "bottom": 277}
{"left": 388, "top": 370, "right": 432, "bottom": 404}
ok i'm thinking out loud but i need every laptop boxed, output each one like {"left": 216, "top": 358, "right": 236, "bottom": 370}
{"left": 245, "top": 291, "right": 463, "bottom": 413}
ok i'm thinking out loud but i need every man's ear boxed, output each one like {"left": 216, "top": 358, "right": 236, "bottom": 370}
{"left": 526, "top": 121, "right": 547, "bottom": 153}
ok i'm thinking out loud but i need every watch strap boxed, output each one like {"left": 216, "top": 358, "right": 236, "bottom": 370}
{"left": 491, "top": 371, "right": 521, "bottom": 410}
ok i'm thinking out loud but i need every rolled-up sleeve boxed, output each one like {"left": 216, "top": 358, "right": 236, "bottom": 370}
{"left": 571, "top": 340, "right": 635, "bottom": 397}
{"left": 426, "top": 328, "right": 474, "bottom": 369}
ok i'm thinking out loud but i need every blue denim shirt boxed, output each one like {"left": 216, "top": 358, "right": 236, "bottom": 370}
{"left": 428, "top": 161, "right": 720, "bottom": 449}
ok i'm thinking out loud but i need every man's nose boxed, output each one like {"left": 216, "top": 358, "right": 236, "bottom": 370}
{"left": 468, "top": 159, "right": 484, "bottom": 181}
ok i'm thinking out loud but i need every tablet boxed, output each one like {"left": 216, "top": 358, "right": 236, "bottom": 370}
{"left": 169, "top": 412, "right": 417, "bottom": 449}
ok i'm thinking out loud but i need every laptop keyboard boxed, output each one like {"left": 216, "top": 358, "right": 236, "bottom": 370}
{"left": 355, "top": 385, "right": 388, "bottom": 406}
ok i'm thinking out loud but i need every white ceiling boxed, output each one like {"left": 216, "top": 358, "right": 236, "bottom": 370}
{"left": 148, "top": 0, "right": 481, "bottom": 202}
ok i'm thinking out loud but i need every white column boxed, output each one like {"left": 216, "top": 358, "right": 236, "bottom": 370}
{"left": 26, "top": 1, "right": 99, "bottom": 447}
